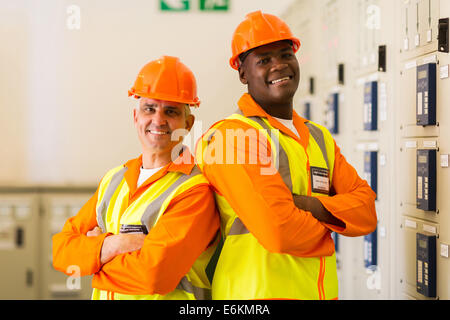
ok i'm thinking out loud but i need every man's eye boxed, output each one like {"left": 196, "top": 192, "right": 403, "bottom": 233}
{"left": 258, "top": 58, "right": 270, "bottom": 65}
{"left": 166, "top": 109, "right": 179, "bottom": 116}
{"left": 282, "top": 53, "right": 293, "bottom": 59}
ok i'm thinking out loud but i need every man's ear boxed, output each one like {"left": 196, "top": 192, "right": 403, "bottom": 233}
{"left": 239, "top": 66, "right": 248, "bottom": 85}
{"left": 133, "top": 107, "right": 138, "bottom": 126}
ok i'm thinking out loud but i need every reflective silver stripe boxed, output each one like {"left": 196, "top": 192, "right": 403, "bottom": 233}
{"left": 176, "top": 276, "right": 212, "bottom": 300}
{"left": 96, "top": 167, "right": 128, "bottom": 233}
{"left": 228, "top": 217, "right": 250, "bottom": 236}
{"left": 140, "top": 166, "right": 202, "bottom": 231}
{"left": 246, "top": 116, "right": 293, "bottom": 192}
{"left": 305, "top": 122, "right": 329, "bottom": 170}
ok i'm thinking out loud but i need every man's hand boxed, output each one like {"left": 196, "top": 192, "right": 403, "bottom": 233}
{"left": 293, "top": 195, "right": 345, "bottom": 228}
{"left": 86, "top": 226, "right": 146, "bottom": 265}
{"left": 86, "top": 226, "right": 102, "bottom": 237}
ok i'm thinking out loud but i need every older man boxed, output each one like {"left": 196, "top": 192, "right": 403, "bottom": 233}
{"left": 53, "top": 56, "right": 219, "bottom": 300}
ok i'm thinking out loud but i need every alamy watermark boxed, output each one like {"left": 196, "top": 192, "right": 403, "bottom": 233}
{"left": 66, "top": 265, "right": 81, "bottom": 290}
{"left": 170, "top": 124, "right": 281, "bottom": 176}
{"left": 66, "top": 5, "right": 81, "bottom": 30}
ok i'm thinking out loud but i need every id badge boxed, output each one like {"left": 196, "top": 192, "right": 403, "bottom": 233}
{"left": 310, "top": 166, "right": 330, "bottom": 195}
{"left": 120, "top": 224, "right": 149, "bottom": 234}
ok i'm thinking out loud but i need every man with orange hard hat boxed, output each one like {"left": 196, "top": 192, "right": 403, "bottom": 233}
{"left": 53, "top": 56, "right": 219, "bottom": 300}
{"left": 196, "top": 11, "right": 377, "bottom": 300}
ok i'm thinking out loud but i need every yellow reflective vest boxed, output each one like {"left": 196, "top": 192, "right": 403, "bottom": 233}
{"left": 91, "top": 165, "right": 217, "bottom": 300}
{"left": 197, "top": 112, "right": 339, "bottom": 300}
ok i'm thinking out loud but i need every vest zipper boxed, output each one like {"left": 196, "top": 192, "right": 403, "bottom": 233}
{"left": 307, "top": 165, "right": 312, "bottom": 196}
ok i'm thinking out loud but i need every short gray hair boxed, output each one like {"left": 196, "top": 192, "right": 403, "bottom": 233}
{"left": 184, "top": 105, "right": 191, "bottom": 117}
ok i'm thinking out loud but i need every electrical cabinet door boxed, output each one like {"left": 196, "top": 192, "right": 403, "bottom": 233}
{"left": 0, "top": 196, "right": 39, "bottom": 299}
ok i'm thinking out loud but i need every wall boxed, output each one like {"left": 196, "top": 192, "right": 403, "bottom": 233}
{"left": 0, "top": 0, "right": 295, "bottom": 187}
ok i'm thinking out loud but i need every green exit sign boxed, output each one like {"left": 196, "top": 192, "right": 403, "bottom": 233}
{"left": 199, "top": 0, "right": 229, "bottom": 11}
{"left": 160, "top": 0, "right": 190, "bottom": 11}
{"left": 160, "top": 0, "right": 229, "bottom": 12}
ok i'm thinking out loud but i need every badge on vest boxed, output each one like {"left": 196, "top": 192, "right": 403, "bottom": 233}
{"left": 119, "top": 224, "right": 149, "bottom": 235}
{"left": 310, "top": 166, "right": 330, "bottom": 195}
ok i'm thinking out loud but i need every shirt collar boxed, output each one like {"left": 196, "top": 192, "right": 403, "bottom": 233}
{"left": 166, "top": 147, "right": 197, "bottom": 175}
{"left": 123, "top": 147, "right": 196, "bottom": 196}
{"left": 238, "top": 93, "right": 307, "bottom": 122}
{"left": 124, "top": 147, "right": 196, "bottom": 176}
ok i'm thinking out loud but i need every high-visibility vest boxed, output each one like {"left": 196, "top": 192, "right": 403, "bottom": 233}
{"left": 91, "top": 165, "right": 217, "bottom": 300}
{"left": 197, "top": 112, "right": 339, "bottom": 300}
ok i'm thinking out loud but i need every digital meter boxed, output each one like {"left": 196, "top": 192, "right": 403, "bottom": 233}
{"left": 364, "top": 151, "right": 378, "bottom": 196}
{"left": 326, "top": 93, "right": 339, "bottom": 134}
{"left": 416, "top": 233, "right": 437, "bottom": 298}
{"left": 416, "top": 63, "right": 436, "bottom": 126}
{"left": 364, "top": 81, "right": 378, "bottom": 131}
{"left": 417, "top": 149, "right": 436, "bottom": 211}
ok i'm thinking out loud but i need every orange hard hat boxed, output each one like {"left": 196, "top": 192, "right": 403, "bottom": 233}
{"left": 229, "top": 11, "right": 301, "bottom": 70}
{"left": 128, "top": 56, "right": 200, "bottom": 107}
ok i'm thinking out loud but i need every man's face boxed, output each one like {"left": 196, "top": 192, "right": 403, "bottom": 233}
{"left": 239, "top": 41, "right": 300, "bottom": 107}
{"left": 133, "top": 97, "right": 194, "bottom": 156}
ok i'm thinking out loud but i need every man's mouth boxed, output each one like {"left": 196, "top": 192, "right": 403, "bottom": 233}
{"left": 146, "top": 129, "right": 170, "bottom": 135}
{"left": 269, "top": 76, "right": 292, "bottom": 85}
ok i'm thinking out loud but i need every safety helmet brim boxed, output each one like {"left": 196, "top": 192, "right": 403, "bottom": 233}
{"left": 128, "top": 89, "right": 201, "bottom": 108}
{"left": 230, "top": 37, "right": 301, "bottom": 70}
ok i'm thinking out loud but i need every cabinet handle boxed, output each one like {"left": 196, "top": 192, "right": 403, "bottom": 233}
{"left": 26, "top": 269, "right": 33, "bottom": 287}
{"left": 15, "top": 227, "right": 24, "bottom": 248}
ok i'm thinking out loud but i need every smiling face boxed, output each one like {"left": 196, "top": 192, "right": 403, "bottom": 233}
{"left": 134, "top": 98, "right": 194, "bottom": 157}
{"left": 239, "top": 40, "right": 300, "bottom": 118}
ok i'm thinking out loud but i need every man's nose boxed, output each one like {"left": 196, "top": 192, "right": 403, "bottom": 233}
{"left": 270, "top": 58, "right": 288, "bottom": 72}
{"left": 151, "top": 108, "right": 168, "bottom": 126}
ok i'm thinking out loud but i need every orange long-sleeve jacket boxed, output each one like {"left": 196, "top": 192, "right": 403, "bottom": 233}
{"left": 52, "top": 151, "right": 220, "bottom": 295}
{"left": 198, "top": 93, "right": 377, "bottom": 257}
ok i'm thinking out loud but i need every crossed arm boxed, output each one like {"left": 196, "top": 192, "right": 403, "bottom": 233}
{"left": 292, "top": 144, "right": 377, "bottom": 235}
{"left": 292, "top": 195, "right": 345, "bottom": 228}
{"left": 85, "top": 227, "right": 145, "bottom": 265}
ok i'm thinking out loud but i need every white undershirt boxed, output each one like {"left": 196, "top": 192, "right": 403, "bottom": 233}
{"left": 273, "top": 116, "right": 301, "bottom": 139}
{"left": 137, "top": 166, "right": 164, "bottom": 188}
